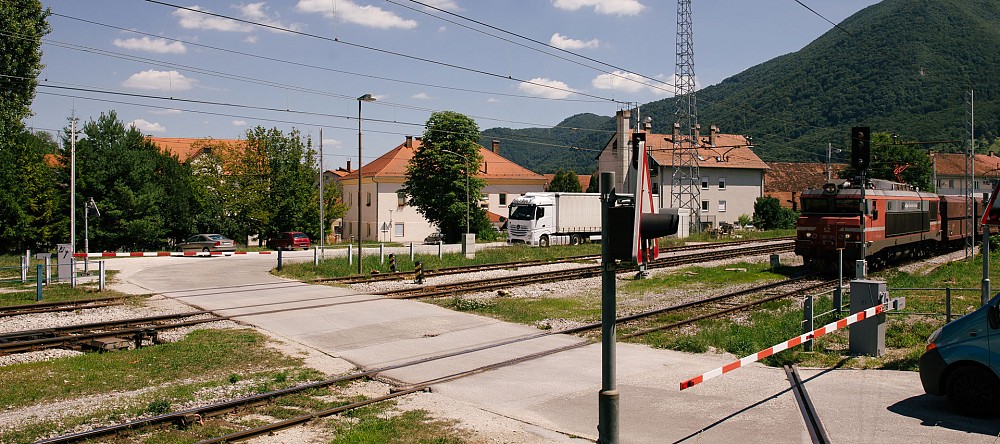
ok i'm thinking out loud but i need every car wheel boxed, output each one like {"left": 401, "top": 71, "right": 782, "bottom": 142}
{"left": 946, "top": 365, "right": 1000, "bottom": 417}
{"left": 539, "top": 235, "right": 549, "bottom": 247}
{"left": 202, "top": 247, "right": 210, "bottom": 253}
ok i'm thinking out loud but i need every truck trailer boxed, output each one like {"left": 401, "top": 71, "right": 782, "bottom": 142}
{"left": 506, "top": 192, "right": 602, "bottom": 246}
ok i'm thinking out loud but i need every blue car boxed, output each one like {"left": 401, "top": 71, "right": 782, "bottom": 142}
{"left": 919, "top": 293, "right": 1000, "bottom": 417}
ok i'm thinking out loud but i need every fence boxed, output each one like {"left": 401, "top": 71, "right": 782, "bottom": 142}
{"left": 1, "top": 253, "right": 107, "bottom": 301}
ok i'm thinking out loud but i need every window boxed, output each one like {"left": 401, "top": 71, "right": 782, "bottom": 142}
{"left": 718, "top": 200, "right": 727, "bottom": 212}
{"left": 701, "top": 200, "right": 709, "bottom": 211}
{"left": 397, "top": 191, "right": 406, "bottom": 207}
{"left": 536, "top": 207, "right": 545, "bottom": 218}
{"left": 499, "top": 193, "right": 507, "bottom": 206}
{"left": 718, "top": 177, "right": 726, "bottom": 190}
{"left": 366, "top": 192, "right": 372, "bottom": 206}
{"left": 367, "top": 224, "right": 371, "bottom": 237}
{"left": 394, "top": 222, "right": 404, "bottom": 237}
{"left": 949, "top": 179, "right": 954, "bottom": 188}
{"left": 701, "top": 177, "right": 709, "bottom": 190}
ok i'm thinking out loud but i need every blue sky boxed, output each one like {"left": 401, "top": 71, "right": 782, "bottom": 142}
{"left": 28, "top": 0, "right": 879, "bottom": 170}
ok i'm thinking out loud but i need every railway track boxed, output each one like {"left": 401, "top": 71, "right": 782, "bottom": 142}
{"left": 37, "top": 273, "right": 832, "bottom": 443}
{"left": 378, "top": 241, "right": 794, "bottom": 299}
{"left": 0, "top": 296, "right": 129, "bottom": 318}
{"left": 0, "top": 310, "right": 223, "bottom": 355}
{"left": 316, "top": 237, "right": 794, "bottom": 285}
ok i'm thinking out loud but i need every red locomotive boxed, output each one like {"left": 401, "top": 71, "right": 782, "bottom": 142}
{"left": 795, "top": 178, "right": 986, "bottom": 271}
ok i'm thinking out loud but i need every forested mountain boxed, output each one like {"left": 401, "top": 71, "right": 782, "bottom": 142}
{"left": 484, "top": 0, "right": 1000, "bottom": 173}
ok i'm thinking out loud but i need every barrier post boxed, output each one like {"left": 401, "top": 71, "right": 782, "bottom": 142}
{"left": 389, "top": 254, "right": 397, "bottom": 273}
{"left": 314, "top": 247, "right": 319, "bottom": 266}
{"left": 99, "top": 261, "right": 105, "bottom": 291}
{"left": 348, "top": 244, "right": 353, "bottom": 267}
{"left": 414, "top": 261, "right": 424, "bottom": 284}
{"left": 946, "top": 287, "right": 952, "bottom": 323}
{"left": 36, "top": 264, "right": 43, "bottom": 301}
{"left": 437, "top": 241, "right": 442, "bottom": 260}
{"left": 803, "top": 295, "right": 814, "bottom": 352}
{"left": 21, "top": 255, "right": 28, "bottom": 283}
{"left": 277, "top": 249, "right": 283, "bottom": 271}
{"left": 380, "top": 243, "right": 384, "bottom": 264}
{"left": 44, "top": 257, "right": 51, "bottom": 285}
{"left": 409, "top": 242, "right": 414, "bottom": 261}
{"left": 71, "top": 258, "right": 77, "bottom": 288}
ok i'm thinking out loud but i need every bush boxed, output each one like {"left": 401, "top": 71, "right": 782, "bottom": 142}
{"left": 753, "top": 196, "right": 798, "bottom": 230}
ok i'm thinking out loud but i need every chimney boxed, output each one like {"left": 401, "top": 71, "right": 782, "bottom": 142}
{"left": 492, "top": 139, "right": 500, "bottom": 154}
{"left": 709, "top": 125, "right": 718, "bottom": 146}
{"left": 672, "top": 122, "right": 681, "bottom": 142}
{"left": 347, "top": 160, "right": 352, "bottom": 171}
{"left": 692, "top": 124, "right": 701, "bottom": 142}
{"left": 405, "top": 135, "right": 413, "bottom": 148}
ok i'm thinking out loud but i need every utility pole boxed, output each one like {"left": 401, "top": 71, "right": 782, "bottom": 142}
{"left": 70, "top": 116, "right": 77, "bottom": 252}
{"left": 319, "top": 129, "right": 325, "bottom": 258}
{"left": 965, "top": 89, "right": 975, "bottom": 259}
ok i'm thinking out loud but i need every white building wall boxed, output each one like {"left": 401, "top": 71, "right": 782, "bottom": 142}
{"left": 683, "top": 167, "right": 763, "bottom": 226}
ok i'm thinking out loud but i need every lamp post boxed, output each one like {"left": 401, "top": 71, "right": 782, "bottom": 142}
{"left": 441, "top": 149, "right": 470, "bottom": 234}
{"left": 357, "top": 93, "right": 376, "bottom": 274}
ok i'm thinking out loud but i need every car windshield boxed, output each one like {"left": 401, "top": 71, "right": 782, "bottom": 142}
{"left": 800, "top": 198, "right": 861, "bottom": 215}
{"left": 207, "top": 234, "right": 226, "bottom": 240}
{"left": 509, "top": 204, "right": 536, "bottom": 220}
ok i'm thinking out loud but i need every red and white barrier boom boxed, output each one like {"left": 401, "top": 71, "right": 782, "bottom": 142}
{"left": 679, "top": 304, "right": 886, "bottom": 390}
{"left": 73, "top": 251, "right": 273, "bottom": 258}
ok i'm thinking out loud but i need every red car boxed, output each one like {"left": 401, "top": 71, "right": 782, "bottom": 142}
{"left": 269, "top": 231, "right": 311, "bottom": 250}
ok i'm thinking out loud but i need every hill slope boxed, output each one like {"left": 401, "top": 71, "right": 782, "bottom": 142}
{"left": 486, "top": 0, "right": 1000, "bottom": 171}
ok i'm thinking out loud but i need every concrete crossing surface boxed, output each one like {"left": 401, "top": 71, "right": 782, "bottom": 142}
{"left": 107, "top": 252, "right": 999, "bottom": 443}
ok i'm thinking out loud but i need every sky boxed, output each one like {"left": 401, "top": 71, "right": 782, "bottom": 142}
{"left": 27, "top": 0, "right": 880, "bottom": 170}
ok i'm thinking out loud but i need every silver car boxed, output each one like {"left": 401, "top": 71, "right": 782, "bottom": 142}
{"left": 177, "top": 234, "right": 237, "bottom": 252}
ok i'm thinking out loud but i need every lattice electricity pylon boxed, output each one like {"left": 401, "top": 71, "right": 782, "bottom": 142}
{"left": 671, "top": 0, "right": 701, "bottom": 232}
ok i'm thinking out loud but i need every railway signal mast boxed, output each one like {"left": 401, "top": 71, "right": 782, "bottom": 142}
{"left": 851, "top": 127, "right": 871, "bottom": 277}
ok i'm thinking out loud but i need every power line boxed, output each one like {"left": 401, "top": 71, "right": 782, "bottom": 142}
{"left": 49, "top": 13, "right": 607, "bottom": 105}
{"left": 142, "top": 0, "right": 623, "bottom": 103}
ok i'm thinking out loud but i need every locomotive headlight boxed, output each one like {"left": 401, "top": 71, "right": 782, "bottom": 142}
{"left": 843, "top": 233, "right": 851, "bottom": 240}
{"left": 805, "top": 232, "right": 812, "bottom": 238}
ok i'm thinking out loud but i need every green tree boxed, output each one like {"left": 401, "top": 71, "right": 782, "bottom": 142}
{"left": 402, "top": 111, "right": 488, "bottom": 242}
{"left": 0, "top": 1, "right": 52, "bottom": 253}
{"left": 62, "top": 111, "right": 198, "bottom": 251}
{"left": 753, "top": 196, "right": 797, "bottom": 230}
{"left": 254, "top": 127, "right": 321, "bottom": 241}
{"left": 547, "top": 169, "right": 583, "bottom": 192}
{"left": 841, "top": 132, "right": 933, "bottom": 190}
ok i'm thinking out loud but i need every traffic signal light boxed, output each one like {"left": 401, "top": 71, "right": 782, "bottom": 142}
{"left": 607, "top": 206, "right": 679, "bottom": 262}
{"left": 851, "top": 126, "right": 871, "bottom": 172}
{"left": 630, "top": 132, "right": 645, "bottom": 169}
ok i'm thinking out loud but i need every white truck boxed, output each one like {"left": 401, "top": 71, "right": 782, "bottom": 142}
{"left": 506, "top": 192, "right": 603, "bottom": 246}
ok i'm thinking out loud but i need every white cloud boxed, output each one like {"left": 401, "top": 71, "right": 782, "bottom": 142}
{"left": 552, "top": 0, "right": 644, "bottom": 16}
{"left": 113, "top": 37, "right": 187, "bottom": 54}
{"left": 232, "top": 120, "right": 247, "bottom": 126}
{"left": 296, "top": 0, "right": 417, "bottom": 29}
{"left": 411, "top": 92, "right": 431, "bottom": 100}
{"left": 150, "top": 108, "right": 183, "bottom": 115}
{"left": 321, "top": 138, "right": 342, "bottom": 148}
{"left": 122, "top": 70, "right": 198, "bottom": 91}
{"left": 550, "top": 33, "right": 599, "bottom": 50}
{"left": 238, "top": 2, "right": 304, "bottom": 32}
{"left": 420, "top": 0, "right": 460, "bottom": 11}
{"left": 173, "top": 6, "right": 255, "bottom": 32}
{"left": 129, "top": 119, "right": 166, "bottom": 133}
{"left": 592, "top": 70, "right": 674, "bottom": 96}
{"left": 244, "top": 35, "right": 259, "bottom": 43}
{"left": 486, "top": 97, "right": 500, "bottom": 103}
{"left": 517, "top": 77, "right": 577, "bottom": 99}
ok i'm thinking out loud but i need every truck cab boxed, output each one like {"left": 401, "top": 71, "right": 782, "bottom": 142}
{"left": 919, "top": 292, "right": 1000, "bottom": 417}
{"left": 507, "top": 194, "right": 555, "bottom": 246}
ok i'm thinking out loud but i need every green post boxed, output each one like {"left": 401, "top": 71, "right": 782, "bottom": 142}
{"left": 598, "top": 171, "right": 618, "bottom": 443}
{"left": 36, "top": 264, "right": 43, "bottom": 301}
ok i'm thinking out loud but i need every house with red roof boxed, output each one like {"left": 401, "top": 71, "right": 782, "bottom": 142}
{"left": 598, "top": 110, "right": 769, "bottom": 228}
{"left": 932, "top": 152, "right": 1000, "bottom": 195}
{"left": 337, "top": 136, "right": 547, "bottom": 243}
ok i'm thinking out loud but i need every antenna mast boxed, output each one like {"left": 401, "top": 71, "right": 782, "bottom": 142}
{"left": 671, "top": 0, "right": 701, "bottom": 232}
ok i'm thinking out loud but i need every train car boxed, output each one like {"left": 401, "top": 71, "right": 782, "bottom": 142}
{"left": 938, "top": 195, "right": 988, "bottom": 249}
{"left": 796, "top": 179, "right": 941, "bottom": 270}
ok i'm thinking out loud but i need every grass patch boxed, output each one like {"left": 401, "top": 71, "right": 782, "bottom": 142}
{"left": 433, "top": 294, "right": 601, "bottom": 326}
{"left": 330, "top": 403, "right": 464, "bottom": 444}
{"left": 621, "top": 261, "right": 792, "bottom": 294}
{"left": 0, "top": 328, "right": 301, "bottom": 409}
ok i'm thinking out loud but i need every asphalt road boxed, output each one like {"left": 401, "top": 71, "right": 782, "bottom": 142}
{"left": 109, "top": 249, "right": 1000, "bottom": 443}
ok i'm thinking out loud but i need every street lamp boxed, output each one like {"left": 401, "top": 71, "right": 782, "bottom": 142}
{"left": 357, "top": 93, "right": 376, "bottom": 274}
{"left": 84, "top": 197, "right": 99, "bottom": 272}
{"left": 441, "top": 149, "right": 470, "bottom": 234}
